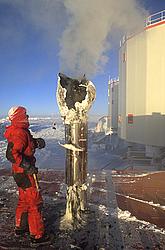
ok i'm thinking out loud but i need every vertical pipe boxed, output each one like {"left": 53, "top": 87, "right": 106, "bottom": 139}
{"left": 56, "top": 73, "right": 96, "bottom": 221}
{"left": 65, "top": 121, "right": 88, "bottom": 187}
{"left": 66, "top": 121, "right": 88, "bottom": 210}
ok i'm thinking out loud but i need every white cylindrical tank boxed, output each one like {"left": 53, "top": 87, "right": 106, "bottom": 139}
{"left": 108, "top": 78, "right": 119, "bottom": 132}
{"left": 118, "top": 10, "right": 165, "bottom": 147}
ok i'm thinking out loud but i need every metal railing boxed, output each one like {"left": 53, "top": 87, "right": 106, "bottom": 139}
{"left": 146, "top": 10, "right": 165, "bottom": 27}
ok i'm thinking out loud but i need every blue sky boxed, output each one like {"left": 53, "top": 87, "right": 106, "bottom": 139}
{"left": 0, "top": 0, "right": 165, "bottom": 117}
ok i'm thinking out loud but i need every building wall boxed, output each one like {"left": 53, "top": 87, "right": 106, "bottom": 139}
{"left": 119, "top": 21, "right": 165, "bottom": 147}
{"left": 118, "top": 39, "right": 126, "bottom": 138}
{"left": 146, "top": 23, "right": 165, "bottom": 114}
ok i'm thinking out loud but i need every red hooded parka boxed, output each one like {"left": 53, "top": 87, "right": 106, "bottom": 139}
{"left": 4, "top": 107, "right": 44, "bottom": 239}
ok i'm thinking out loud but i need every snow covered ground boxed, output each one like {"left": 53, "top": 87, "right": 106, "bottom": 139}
{"left": 1, "top": 116, "right": 165, "bottom": 249}
{"left": 0, "top": 116, "right": 123, "bottom": 170}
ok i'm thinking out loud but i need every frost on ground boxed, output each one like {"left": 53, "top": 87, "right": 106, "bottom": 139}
{"left": 0, "top": 170, "right": 100, "bottom": 250}
{"left": 0, "top": 169, "right": 165, "bottom": 249}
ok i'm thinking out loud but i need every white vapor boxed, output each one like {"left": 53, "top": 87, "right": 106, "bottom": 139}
{"left": 0, "top": 0, "right": 147, "bottom": 78}
{"left": 59, "top": 0, "right": 147, "bottom": 77}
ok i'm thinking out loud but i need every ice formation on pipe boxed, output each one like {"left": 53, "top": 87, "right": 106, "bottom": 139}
{"left": 56, "top": 73, "right": 96, "bottom": 124}
{"left": 56, "top": 73, "right": 96, "bottom": 226}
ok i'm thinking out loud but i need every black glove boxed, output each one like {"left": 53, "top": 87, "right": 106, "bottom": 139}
{"left": 34, "top": 138, "right": 46, "bottom": 149}
{"left": 20, "top": 157, "right": 38, "bottom": 175}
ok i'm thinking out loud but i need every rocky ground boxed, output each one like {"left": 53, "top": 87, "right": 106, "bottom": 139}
{"left": 0, "top": 169, "right": 165, "bottom": 250}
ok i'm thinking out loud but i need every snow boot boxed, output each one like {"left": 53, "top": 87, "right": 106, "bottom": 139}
{"left": 30, "top": 234, "right": 51, "bottom": 247}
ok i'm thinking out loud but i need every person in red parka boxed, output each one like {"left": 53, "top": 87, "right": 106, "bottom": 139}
{"left": 4, "top": 106, "right": 50, "bottom": 246}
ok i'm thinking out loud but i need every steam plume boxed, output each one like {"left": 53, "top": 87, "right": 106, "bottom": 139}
{"left": 59, "top": 0, "right": 147, "bottom": 77}
{"left": 0, "top": 0, "right": 147, "bottom": 78}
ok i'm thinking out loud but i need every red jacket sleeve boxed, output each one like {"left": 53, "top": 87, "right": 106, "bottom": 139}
{"left": 11, "top": 130, "right": 28, "bottom": 166}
